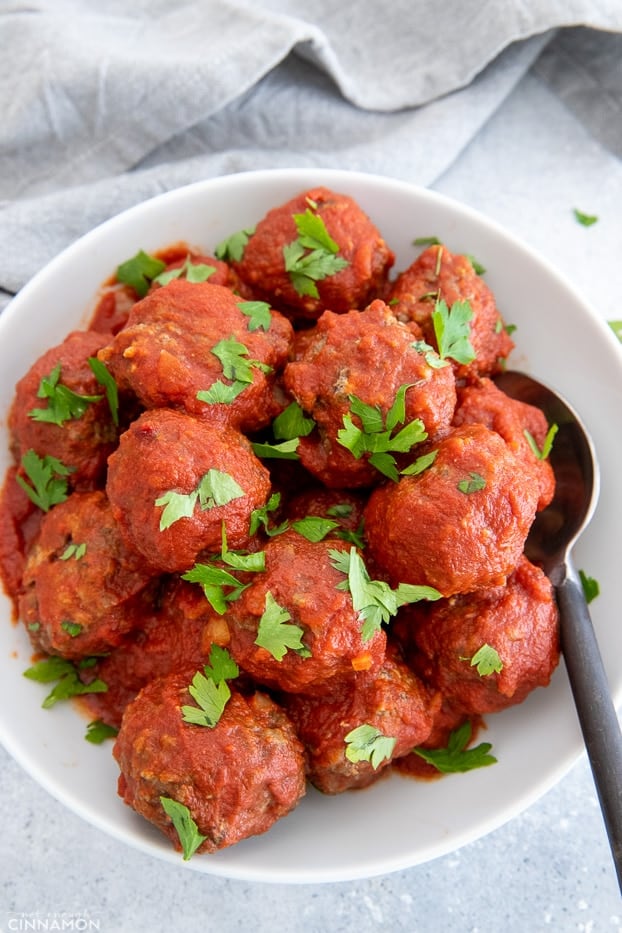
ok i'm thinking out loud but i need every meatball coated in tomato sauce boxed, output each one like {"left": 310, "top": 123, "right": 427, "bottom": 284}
{"left": 18, "top": 491, "right": 154, "bottom": 659}
{"left": 283, "top": 301, "right": 456, "bottom": 488}
{"left": 97, "top": 279, "right": 293, "bottom": 432}
{"left": 114, "top": 674, "right": 306, "bottom": 854}
{"left": 231, "top": 187, "right": 394, "bottom": 321}
{"left": 388, "top": 245, "right": 514, "bottom": 379}
{"left": 364, "top": 424, "right": 539, "bottom": 596}
{"left": 81, "top": 578, "right": 225, "bottom": 728}
{"left": 8, "top": 330, "right": 118, "bottom": 490}
{"left": 283, "top": 643, "right": 439, "bottom": 794}
{"left": 106, "top": 408, "right": 271, "bottom": 573}
{"left": 225, "top": 531, "right": 386, "bottom": 695}
{"left": 398, "top": 556, "right": 560, "bottom": 715}
{"left": 453, "top": 376, "right": 555, "bottom": 511}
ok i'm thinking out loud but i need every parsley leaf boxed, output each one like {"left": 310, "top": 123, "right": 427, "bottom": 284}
{"left": 116, "top": 249, "right": 166, "bottom": 297}
{"left": 28, "top": 363, "right": 103, "bottom": 427}
{"left": 413, "top": 235, "right": 441, "bottom": 247}
{"left": 23, "top": 656, "right": 107, "bottom": 708}
{"left": 60, "top": 620, "right": 83, "bottom": 637}
{"left": 573, "top": 208, "right": 598, "bottom": 227}
{"left": 579, "top": 569, "right": 600, "bottom": 604}
{"left": 329, "top": 547, "right": 441, "bottom": 641}
{"left": 432, "top": 298, "right": 476, "bottom": 366}
{"left": 608, "top": 320, "right": 622, "bottom": 343}
{"left": 344, "top": 723, "right": 397, "bottom": 769}
{"left": 467, "top": 254, "right": 486, "bottom": 275}
{"left": 248, "top": 492, "right": 289, "bottom": 537}
{"left": 251, "top": 438, "right": 300, "bottom": 460}
{"left": 156, "top": 469, "right": 244, "bottom": 531}
{"left": 272, "top": 401, "right": 316, "bottom": 440}
{"left": 85, "top": 720, "right": 118, "bottom": 744}
{"left": 283, "top": 207, "right": 349, "bottom": 299}
{"left": 181, "top": 646, "right": 239, "bottom": 728}
{"left": 237, "top": 300, "right": 272, "bottom": 332}
{"left": 197, "top": 337, "right": 272, "bottom": 407}
{"left": 255, "top": 591, "right": 310, "bottom": 661}
{"left": 153, "top": 258, "right": 216, "bottom": 287}
{"left": 456, "top": 472, "right": 486, "bottom": 494}
{"left": 60, "top": 542, "right": 87, "bottom": 561}
{"left": 160, "top": 797, "right": 207, "bottom": 861}
{"left": 524, "top": 424, "right": 558, "bottom": 460}
{"left": 88, "top": 357, "right": 119, "bottom": 426}
{"left": 16, "top": 450, "right": 74, "bottom": 512}
{"left": 214, "top": 227, "right": 255, "bottom": 262}
{"left": 337, "top": 385, "right": 428, "bottom": 481}
{"left": 182, "top": 527, "right": 264, "bottom": 613}
{"left": 291, "top": 516, "right": 339, "bottom": 542}
{"left": 462, "top": 643, "right": 503, "bottom": 676}
{"left": 413, "top": 721, "right": 497, "bottom": 774}
{"left": 401, "top": 449, "right": 438, "bottom": 476}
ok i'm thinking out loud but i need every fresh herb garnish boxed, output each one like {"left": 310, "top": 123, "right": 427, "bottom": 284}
{"left": 59, "top": 542, "right": 87, "bottom": 561}
{"left": 524, "top": 424, "right": 558, "bottom": 460}
{"left": 160, "top": 797, "right": 207, "bottom": 861}
{"left": 28, "top": 363, "right": 103, "bottom": 427}
{"left": 329, "top": 547, "right": 441, "bottom": 641}
{"left": 254, "top": 591, "right": 310, "bottom": 661}
{"left": 214, "top": 226, "right": 255, "bottom": 262}
{"left": 467, "top": 254, "right": 486, "bottom": 275}
{"left": 272, "top": 401, "right": 316, "bottom": 440}
{"left": 290, "top": 516, "right": 340, "bottom": 542}
{"left": 283, "top": 207, "right": 349, "bottom": 299}
{"left": 248, "top": 492, "right": 288, "bottom": 537}
{"left": 573, "top": 208, "right": 598, "bottom": 227}
{"left": 182, "top": 527, "right": 264, "bottom": 613}
{"left": 579, "top": 569, "right": 600, "bottom": 604}
{"left": 237, "top": 300, "right": 272, "bottom": 332}
{"left": 181, "top": 645, "right": 239, "bottom": 728}
{"left": 16, "top": 450, "right": 74, "bottom": 512}
{"left": 155, "top": 469, "right": 244, "bottom": 532}
{"left": 87, "top": 357, "right": 119, "bottom": 426}
{"left": 85, "top": 720, "right": 118, "bottom": 744}
{"left": 608, "top": 320, "right": 622, "bottom": 343}
{"left": 23, "top": 656, "right": 107, "bottom": 708}
{"left": 153, "top": 258, "right": 216, "bottom": 287}
{"left": 251, "top": 438, "right": 300, "bottom": 460}
{"left": 461, "top": 643, "right": 503, "bottom": 676}
{"left": 60, "top": 620, "right": 83, "bottom": 638}
{"left": 344, "top": 723, "right": 396, "bottom": 769}
{"left": 413, "top": 236, "right": 441, "bottom": 247}
{"left": 116, "top": 249, "right": 166, "bottom": 297}
{"left": 400, "top": 449, "right": 438, "bottom": 476}
{"left": 413, "top": 721, "right": 497, "bottom": 773}
{"left": 457, "top": 472, "right": 486, "bottom": 494}
{"left": 432, "top": 298, "right": 476, "bottom": 366}
{"left": 337, "top": 385, "right": 428, "bottom": 482}
{"left": 196, "top": 336, "right": 273, "bottom": 406}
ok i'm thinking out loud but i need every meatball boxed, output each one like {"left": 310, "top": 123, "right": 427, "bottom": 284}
{"left": 283, "top": 301, "right": 456, "bottom": 488}
{"left": 453, "top": 376, "right": 555, "bottom": 510}
{"left": 114, "top": 674, "right": 306, "bottom": 855}
{"left": 106, "top": 408, "right": 271, "bottom": 573}
{"left": 82, "top": 578, "right": 225, "bottom": 727}
{"left": 401, "top": 556, "right": 560, "bottom": 715}
{"left": 18, "top": 490, "right": 154, "bottom": 659}
{"left": 225, "top": 531, "right": 386, "bottom": 694}
{"left": 283, "top": 643, "right": 439, "bottom": 794}
{"left": 8, "top": 330, "right": 119, "bottom": 489}
{"left": 364, "top": 424, "right": 539, "bottom": 595}
{"left": 98, "top": 279, "right": 293, "bottom": 431}
{"left": 388, "top": 244, "right": 514, "bottom": 378}
{"left": 232, "top": 186, "right": 394, "bottom": 320}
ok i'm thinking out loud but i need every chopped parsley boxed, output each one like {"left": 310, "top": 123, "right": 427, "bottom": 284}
{"left": 608, "top": 320, "right": 622, "bottom": 343}
{"left": 330, "top": 546, "right": 441, "bottom": 642}
{"left": 524, "top": 424, "right": 558, "bottom": 460}
{"left": 413, "top": 236, "right": 441, "bottom": 247}
{"left": 182, "top": 527, "right": 265, "bottom": 613}
{"left": 579, "top": 569, "right": 600, "bottom": 604}
{"left": 28, "top": 364, "right": 102, "bottom": 426}
{"left": 155, "top": 468, "right": 244, "bottom": 532}
{"left": 344, "top": 723, "right": 396, "bottom": 769}
{"left": 413, "top": 721, "right": 497, "bottom": 773}
{"left": 116, "top": 249, "right": 166, "bottom": 297}
{"left": 60, "top": 620, "right": 83, "bottom": 638}
{"left": 85, "top": 720, "right": 118, "bottom": 744}
{"left": 197, "top": 336, "right": 273, "bottom": 406}
{"left": 248, "top": 492, "right": 288, "bottom": 537}
{"left": 214, "top": 226, "right": 255, "bottom": 262}
{"left": 337, "top": 384, "right": 428, "bottom": 482}
{"left": 272, "top": 401, "right": 316, "bottom": 441}
{"left": 400, "top": 449, "right": 438, "bottom": 477}
{"left": 290, "top": 516, "right": 340, "bottom": 542}
{"left": 254, "top": 591, "right": 310, "bottom": 661}
{"left": 23, "top": 656, "right": 107, "bottom": 709}
{"left": 573, "top": 208, "right": 598, "bottom": 227}
{"left": 457, "top": 472, "right": 486, "bottom": 494}
{"left": 59, "top": 542, "right": 87, "bottom": 561}
{"left": 87, "top": 357, "right": 119, "bottom": 426}
{"left": 237, "top": 300, "right": 272, "bottom": 332}
{"left": 431, "top": 298, "right": 476, "bottom": 366}
{"left": 251, "top": 438, "right": 300, "bottom": 460}
{"left": 160, "top": 797, "right": 207, "bottom": 861}
{"left": 467, "top": 254, "right": 486, "bottom": 275}
{"left": 181, "top": 646, "right": 239, "bottom": 728}
{"left": 283, "top": 206, "right": 349, "bottom": 298}
{"left": 16, "top": 450, "right": 74, "bottom": 512}
{"left": 462, "top": 643, "right": 503, "bottom": 676}
{"left": 152, "top": 258, "right": 216, "bottom": 287}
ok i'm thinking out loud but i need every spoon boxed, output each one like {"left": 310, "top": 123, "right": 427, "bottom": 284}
{"left": 495, "top": 369, "right": 622, "bottom": 891}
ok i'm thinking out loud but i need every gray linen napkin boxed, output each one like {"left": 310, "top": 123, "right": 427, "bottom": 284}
{"left": 1, "top": 0, "right": 622, "bottom": 309}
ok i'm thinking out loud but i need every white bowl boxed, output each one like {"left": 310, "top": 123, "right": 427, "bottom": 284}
{"left": 1, "top": 169, "right": 621, "bottom": 884}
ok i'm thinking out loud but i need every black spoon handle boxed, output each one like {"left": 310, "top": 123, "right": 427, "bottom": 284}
{"left": 557, "top": 556, "right": 622, "bottom": 892}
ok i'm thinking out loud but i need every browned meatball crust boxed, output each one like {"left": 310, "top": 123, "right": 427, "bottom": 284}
{"left": 18, "top": 490, "right": 154, "bottom": 658}
{"left": 232, "top": 186, "right": 394, "bottom": 320}
{"left": 364, "top": 424, "right": 539, "bottom": 596}
{"left": 106, "top": 408, "right": 271, "bottom": 573}
{"left": 114, "top": 674, "right": 306, "bottom": 854}
{"left": 98, "top": 279, "right": 293, "bottom": 431}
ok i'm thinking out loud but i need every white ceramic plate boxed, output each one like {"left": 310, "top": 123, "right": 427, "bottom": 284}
{"left": 1, "top": 169, "right": 621, "bottom": 884}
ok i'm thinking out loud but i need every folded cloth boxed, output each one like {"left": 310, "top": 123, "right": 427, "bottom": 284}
{"left": 1, "top": 0, "right": 622, "bottom": 309}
